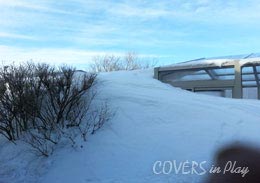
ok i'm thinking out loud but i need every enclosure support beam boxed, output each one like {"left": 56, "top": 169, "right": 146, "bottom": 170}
{"left": 165, "top": 79, "right": 234, "bottom": 89}
{"left": 253, "top": 66, "right": 260, "bottom": 99}
{"left": 205, "top": 69, "right": 218, "bottom": 80}
{"left": 232, "top": 61, "right": 242, "bottom": 99}
{"left": 154, "top": 67, "right": 160, "bottom": 79}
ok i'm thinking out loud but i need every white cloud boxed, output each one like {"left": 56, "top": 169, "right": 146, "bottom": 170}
{"left": 0, "top": 46, "right": 111, "bottom": 65}
{"left": 0, "top": 32, "right": 36, "bottom": 40}
{"left": 0, "top": 46, "right": 160, "bottom": 68}
{"left": 103, "top": 0, "right": 260, "bottom": 26}
{"left": 108, "top": 3, "right": 170, "bottom": 19}
{"left": 0, "top": 0, "right": 76, "bottom": 14}
{"left": 2, "top": 0, "right": 260, "bottom": 28}
{"left": 1, "top": 0, "right": 260, "bottom": 63}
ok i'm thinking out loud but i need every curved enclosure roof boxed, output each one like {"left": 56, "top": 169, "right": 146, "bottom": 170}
{"left": 156, "top": 53, "right": 260, "bottom": 99}
{"left": 160, "top": 53, "right": 260, "bottom": 71}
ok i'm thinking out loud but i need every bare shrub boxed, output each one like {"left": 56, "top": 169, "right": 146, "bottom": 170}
{"left": 90, "top": 55, "right": 121, "bottom": 72}
{"left": 90, "top": 102, "right": 112, "bottom": 135}
{"left": 89, "top": 52, "right": 158, "bottom": 73}
{"left": 0, "top": 62, "right": 110, "bottom": 157}
{"left": 0, "top": 64, "right": 37, "bottom": 141}
{"left": 79, "top": 101, "right": 112, "bottom": 141}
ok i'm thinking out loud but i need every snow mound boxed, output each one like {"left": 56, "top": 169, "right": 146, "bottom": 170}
{"left": 1, "top": 69, "right": 260, "bottom": 183}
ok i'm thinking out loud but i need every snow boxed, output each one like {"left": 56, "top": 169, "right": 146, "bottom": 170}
{"left": 172, "top": 58, "right": 231, "bottom": 68}
{"left": 1, "top": 69, "right": 260, "bottom": 183}
{"left": 163, "top": 54, "right": 260, "bottom": 69}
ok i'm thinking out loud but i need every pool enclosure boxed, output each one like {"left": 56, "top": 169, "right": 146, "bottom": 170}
{"left": 154, "top": 54, "right": 260, "bottom": 99}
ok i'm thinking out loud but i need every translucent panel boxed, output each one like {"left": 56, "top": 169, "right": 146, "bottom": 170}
{"left": 162, "top": 67, "right": 237, "bottom": 82}
{"left": 243, "top": 88, "right": 258, "bottom": 99}
{"left": 256, "top": 66, "right": 260, "bottom": 73}
{"left": 242, "top": 81, "right": 257, "bottom": 86}
{"left": 218, "top": 75, "right": 235, "bottom": 80}
{"left": 214, "top": 68, "right": 234, "bottom": 75}
{"left": 195, "top": 89, "right": 233, "bottom": 98}
{"left": 208, "top": 68, "right": 235, "bottom": 80}
{"left": 196, "top": 91, "right": 224, "bottom": 97}
{"left": 162, "top": 69, "right": 211, "bottom": 81}
{"left": 242, "top": 66, "right": 253, "bottom": 74}
{"left": 204, "top": 68, "right": 235, "bottom": 80}
{"left": 179, "top": 74, "right": 211, "bottom": 81}
{"left": 208, "top": 53, "right": 260, "bottom": 60}
{"left": 242, "top": 74, "right": 255, "bottom": 81}
{"left": 224, "top": 89, "right": 232, "bottom": 98}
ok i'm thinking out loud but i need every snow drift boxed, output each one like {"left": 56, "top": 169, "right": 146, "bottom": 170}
{"left": 1, "top": 69, "right": 260, "bottom": 183}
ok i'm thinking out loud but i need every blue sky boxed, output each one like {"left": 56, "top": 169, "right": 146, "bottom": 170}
{"left": 1, "top": 0, "right": 260, "bottom": 68}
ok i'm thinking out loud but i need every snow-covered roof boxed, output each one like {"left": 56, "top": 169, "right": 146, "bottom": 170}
{"left": 161, "top": 53, "right": 260, "bottom": 71}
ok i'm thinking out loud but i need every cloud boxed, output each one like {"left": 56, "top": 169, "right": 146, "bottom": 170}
{"left": 1, "top": 0, "right": 260, "bottom": 63}
{"left": 0, "top": 45, "right": 161, "bottom": 68}
{"left": 2, "top": 0, "right": 260, "bottom": 28}
{"left": 108, "top": 3, "right": 170, "bottom": 19}
{"left": 102, "top": 0, "right": 260, "bottom": 26}
{"left": 0, "top": 45, "right": 112, "bottom": 65}
{"left": 0, "top": 32, "right": 37, "bottom": 40}
{"left": 170, "top": 0, "right": 260, "bottom": 25}
{"left": 0, "top": 0, "right": 77, "bottom": 15}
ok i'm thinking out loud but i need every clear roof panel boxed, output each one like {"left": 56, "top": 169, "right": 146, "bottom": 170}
{"left": 256, "top": 66, "right": 260, "bottom": 73}
{"left": 218, "top": 75, "right": 235, "bottom": 80}
{"left": 242, "top": 81, "right": 257, "bottom": 86}
{"left": 179, "top": 74, "right": 211, "bottom": 81}
{"left": 242, "top": 74, "right": 255, "bottom": 81}
{"left": 162, "top": 69, "right": 213, "bottom": 81}
{"left": 161, "top": 62, "right": 260, "bottom": 83}
{"left": 162, "top": 68, "right": 237, "bottom": 82}
{"left": 213, "top": 68, "right": 234, "bottom": 75}
{"left": 242, "top": 67, "right": 253, "bottom": 74}
{"left": 206, "top": 53, "right": 260, "bottom": 60}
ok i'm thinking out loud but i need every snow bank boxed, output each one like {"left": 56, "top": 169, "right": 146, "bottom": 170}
{"left": 1, "top": 69, "right": 260, "bottom": 183}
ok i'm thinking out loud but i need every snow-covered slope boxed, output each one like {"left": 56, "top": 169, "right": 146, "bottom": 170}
{"left": 2, "top": 69, "right": 260, "bottom": 183}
